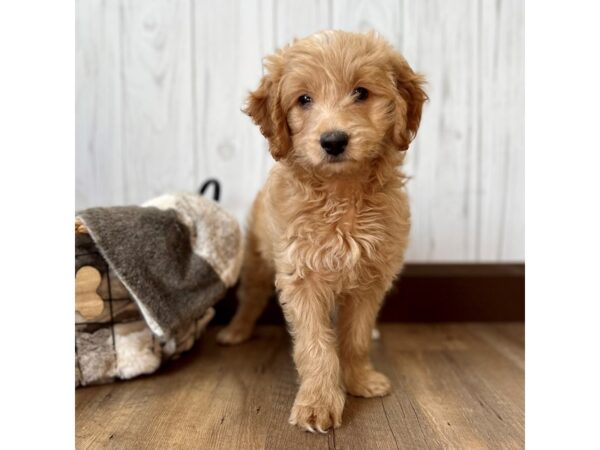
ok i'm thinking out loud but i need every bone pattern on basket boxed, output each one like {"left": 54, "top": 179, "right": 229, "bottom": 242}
{"left": 75, "top": 246, "right": 214, "bottom": 387}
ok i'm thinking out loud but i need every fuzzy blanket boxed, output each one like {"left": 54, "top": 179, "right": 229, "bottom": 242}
{"left": 75, "top": 193, "right": 242, "bottom": 386}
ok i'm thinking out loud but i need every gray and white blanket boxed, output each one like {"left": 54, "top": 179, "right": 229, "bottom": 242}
{"left": 75, "top": 193, "right": 242, "bottom": 386}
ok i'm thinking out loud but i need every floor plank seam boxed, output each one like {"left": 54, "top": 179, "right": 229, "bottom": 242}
{"left": 409, "top": 399, "right": 431, "bottom": 450}
{"left": 381, "top": 397, "right": 400, "bottom": 450}
{"left": 328, "top": 427, "right": 337, "bottom": 450}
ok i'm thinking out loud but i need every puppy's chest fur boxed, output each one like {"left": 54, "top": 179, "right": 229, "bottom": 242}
{"left": 269, "top": 175, "right": 410, "bottom": 288}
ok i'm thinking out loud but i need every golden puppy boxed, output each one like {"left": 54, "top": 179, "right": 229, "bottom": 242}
{"left": 217, "top": 30, "right": 427, "bottom": 432}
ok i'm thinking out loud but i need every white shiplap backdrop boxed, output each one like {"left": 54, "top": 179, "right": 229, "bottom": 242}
{"left": 76, "top": 0, "right": 524, "bottom": 262}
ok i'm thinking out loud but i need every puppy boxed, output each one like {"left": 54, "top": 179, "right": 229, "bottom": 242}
{"left": 217, "top": 30, "right": 427, "bottom": 432}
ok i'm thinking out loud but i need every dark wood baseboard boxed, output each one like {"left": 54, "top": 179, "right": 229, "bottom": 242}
{"left": 212, "top": 263, "right": 525, "bottom": 324}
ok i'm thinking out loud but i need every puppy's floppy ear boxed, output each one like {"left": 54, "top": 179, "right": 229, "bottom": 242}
{"left": 243, "top": 55, "right": 291, "bottom": 160}
{"left": 390, "top": 53, "right": 428, "bottom": 151}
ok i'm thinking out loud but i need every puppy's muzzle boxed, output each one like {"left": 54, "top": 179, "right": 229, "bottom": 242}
{"left": 320, "top": 130, "right": 349, "bottom": 156}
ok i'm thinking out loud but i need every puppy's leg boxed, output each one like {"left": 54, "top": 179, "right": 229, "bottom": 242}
{"left": 337, "top": 287, "right": 391, "bottom": 398}
{"left": 216, "top": 232, "right": 274, "bottom": 345}
{"left": 281, "top": 278, "right": 345, "bottom": 432}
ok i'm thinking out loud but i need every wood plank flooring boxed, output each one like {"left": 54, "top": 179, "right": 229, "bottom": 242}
{"left": 76, "top": 323, "right": 524, "bottom": 449}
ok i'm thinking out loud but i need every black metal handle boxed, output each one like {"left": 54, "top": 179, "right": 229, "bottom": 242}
{"left": 199, "top": 179, "right": 221, "bottom": 202}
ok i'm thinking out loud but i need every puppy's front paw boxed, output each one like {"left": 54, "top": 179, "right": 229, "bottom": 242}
{"left": 216, "top": 324, "right": 252, "bottom": 345}
{"left": 289, "top": 387, "right": 345, "bottom": 433}
{"left": 345, "top": 369, "right": 391, "bottom": 398}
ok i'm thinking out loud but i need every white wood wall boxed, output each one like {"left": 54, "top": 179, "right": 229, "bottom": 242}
{"left": 76, "top": 0, "right": 524, "bottom": 262}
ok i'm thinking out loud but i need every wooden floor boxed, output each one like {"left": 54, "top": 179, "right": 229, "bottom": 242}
{"left": 76, "top": 324, "right": 524, "bottom": 450}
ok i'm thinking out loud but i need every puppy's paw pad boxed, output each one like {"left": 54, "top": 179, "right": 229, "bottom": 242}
{"left": 216, "top": 325, "right": 252, "bottom": 345}
{"left": 346, "top": 370, "right": 391, "bottom": 398}
{"left": 289, "top": 403, "right": 342, "bottom": 433}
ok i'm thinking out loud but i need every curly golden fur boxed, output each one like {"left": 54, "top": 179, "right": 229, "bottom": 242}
{"left": 217, "top": 30, "right": 427, "bottom": 433}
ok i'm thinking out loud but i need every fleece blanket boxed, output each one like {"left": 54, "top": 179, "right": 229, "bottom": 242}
{"left": 77, "top": 193, "right": 242, "bottom": 338}
{"left": 75, "top": 193, "right": 242, "bottom": 386}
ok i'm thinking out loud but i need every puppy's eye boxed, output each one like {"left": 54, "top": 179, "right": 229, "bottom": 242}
{"left": 298, "top": 94, "right": 313, "bottom": 107}
{"left": 352, "top": 87, "right": 369, "bottom": 102}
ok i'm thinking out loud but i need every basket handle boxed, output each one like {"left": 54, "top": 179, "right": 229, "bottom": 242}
{"left": 199, "top": 179, "right": 221, "bottom": 202}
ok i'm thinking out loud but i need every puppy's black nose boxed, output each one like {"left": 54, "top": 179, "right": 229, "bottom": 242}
{"left": 320, "top": 130, "right": 349, "bottom": 156}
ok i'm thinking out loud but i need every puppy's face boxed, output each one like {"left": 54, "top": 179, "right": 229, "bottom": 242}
{"left": 245, "top": 31, "right": 427, "bottom": 174}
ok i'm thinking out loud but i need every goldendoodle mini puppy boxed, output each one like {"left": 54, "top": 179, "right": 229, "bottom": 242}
{"left": 217, "top": 30, "right": 427, "bottom": 433}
